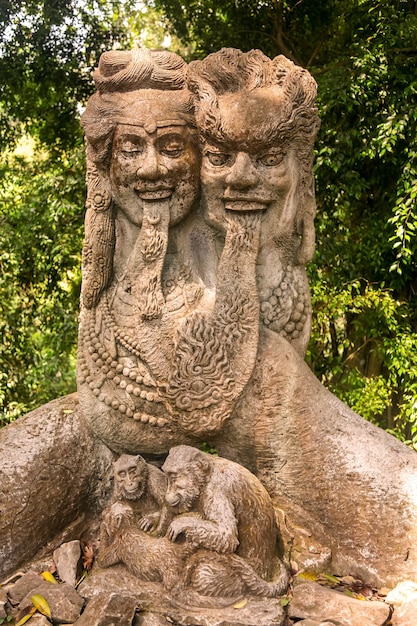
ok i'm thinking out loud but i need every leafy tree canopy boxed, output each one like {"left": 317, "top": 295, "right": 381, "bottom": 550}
{"left": 1, "top": 0, "right": 417, "bottom": 446}
{"left": 149, "top": 0, "right": 417, "bottom": 444}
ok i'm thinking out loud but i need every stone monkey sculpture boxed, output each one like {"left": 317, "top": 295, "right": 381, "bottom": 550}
{"left": 98, "top": 458, "right": 288, "bottom": 599}
{"left": 112, "top": 453, "right": 167, "bottom": 531}
{"left": 97, "top": 501, "right": 194, "bottom": 592}
{"left": 161, "top": 445, "right": 287, "bottom": 584}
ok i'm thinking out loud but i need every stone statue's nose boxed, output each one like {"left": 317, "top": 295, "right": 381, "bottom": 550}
{"left": 137, "top": 146, "right": 167, "bottom": 180}
{"left": 225, "top": 152, "right": 258, "bottom": 189}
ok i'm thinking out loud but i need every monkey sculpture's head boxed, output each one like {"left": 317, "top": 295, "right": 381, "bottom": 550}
{"left": 162, "top": 446, "right": 212, "bottom": 514}
{"left": 113, "top": 454, "right": 149, "bottom": 501}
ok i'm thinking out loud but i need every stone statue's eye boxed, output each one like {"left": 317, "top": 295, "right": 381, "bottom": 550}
{"left": 121, "top": 145, "right": 144, "bottom": 157}
{"left": 259, "top": 152, "right": 284, "bottom": 166}
{"left": 160, "top": 142, "right": 184, "bottom": 157}
{"left": 206, "top": 152, "right": 230, "bottom": 166}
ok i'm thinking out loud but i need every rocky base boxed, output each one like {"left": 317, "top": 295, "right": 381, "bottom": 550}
{"left": 4, "top": 545, "right": 416, "bottom": 626}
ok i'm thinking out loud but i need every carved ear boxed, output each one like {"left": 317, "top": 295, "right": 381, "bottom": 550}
{"left": 295, "top": 182, "right": 316, "bottom": 266}
{"left": 81, "top": 159, "right": 114, "bottom": 310}
{"left": 194, "top": 453, "right": 211, "bottom": 476}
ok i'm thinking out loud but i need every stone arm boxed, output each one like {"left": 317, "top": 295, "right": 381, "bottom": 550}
{"left": 167, "top": 495, "right": 239, "bottom": 554}
{"left": 96, "top": 538, "right": 121, "bottom": 569}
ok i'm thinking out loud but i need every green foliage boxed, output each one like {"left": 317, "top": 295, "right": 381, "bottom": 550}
{"left": 0, "top": 144, "right": 85, "bottom": 426}
{"left": 309, "top": 1, "right": 417, "bottom": 447}
{"left": 1, "top": 0, "right": 416, "bottom": 448}
{"left": 0, "top": 0, "right": 140, "bottom": 151}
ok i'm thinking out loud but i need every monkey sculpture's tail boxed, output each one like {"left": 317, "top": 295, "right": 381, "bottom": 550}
{"left": 184, "top": 551, "right": 289, "bottom": 598}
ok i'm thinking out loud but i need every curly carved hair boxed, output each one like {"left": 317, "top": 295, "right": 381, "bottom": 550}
{"left": 81, "top": 47, "right": 196, "bottom": 170}
{"left": 188, "top": 48, "right": 320, "bottom": 265}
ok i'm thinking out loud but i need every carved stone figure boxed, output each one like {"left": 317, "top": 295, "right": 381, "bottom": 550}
{"left": 2, "top": 46, "right": 417, "bottom": 599}
{"left": 112, "top": 454, "right": 166, "bottom": 531}
{"left": 97, "top": 501, "right": 194, "bottom": 592}
{"left": 97, "top": 449, "right": 288, "bottom": 601}
{"left": 188, "top": 48, "right": 318, "bottom": 358}
{"left": 161, "top": 445, "right": 284, "bottom": 583}
{"left": 77, "top": 48, "right": 216, "bottom": 454}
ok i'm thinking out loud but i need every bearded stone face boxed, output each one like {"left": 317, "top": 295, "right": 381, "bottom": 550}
{"left": 200, "top": 89, "right": 298, "bottom": 238}
{"left": 109, "top": 93, "right": 200, "bottom": 229}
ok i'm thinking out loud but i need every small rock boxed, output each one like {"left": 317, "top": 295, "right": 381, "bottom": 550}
{"left": 385, "top": 580, "right": 417, "bottom": 606}
{"left": 290, "top": 581, "right": 390, "bottom": 626}
{"left": 391, "top": 599, "right": 417, "bottom": 626}
{"left": 20, "top": 581, "right": 84, "bottom": 624}
{"left": 54, "top": 540, "right": 82, "bottom": 586}
{"left": 74, "top": 593, "right": 136, "bottom": 625}
{"left": 25, "top": 614, "right": 51, "bottom": 626}
{"left": 7, "top": 572, "right": 44, "bottom": 604}
{"left": 0, "top": 588, "right": 8, "bottom": 618}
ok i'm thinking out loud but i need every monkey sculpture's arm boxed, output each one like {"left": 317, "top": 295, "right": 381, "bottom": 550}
{"left": 167, "top": 495, "right": 239, "bottom": 553}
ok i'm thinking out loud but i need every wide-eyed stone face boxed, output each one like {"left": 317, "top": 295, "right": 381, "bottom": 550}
{"left": 200, "top": 90, "right": 297, "bottom": 232}
{"left": 110, "top": 122, "right": 199, "bottom": 227}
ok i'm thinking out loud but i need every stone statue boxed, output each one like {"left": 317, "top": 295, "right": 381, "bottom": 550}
{"left": 2, "top": 46, "right": 417, "bottom": 609}
{"left": 161, "top": 445, "right": 283, "bottom": 582}
{"left": 77, "top": 47, "right": 214, "bottom": 454}
{"left": 97, "top": 447, "right": 288, "bottom": 602}
{"left": 111, "top": 454, "right": 166, "bottom": 531}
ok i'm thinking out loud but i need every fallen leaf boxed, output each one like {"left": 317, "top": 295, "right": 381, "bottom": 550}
{"left": 297, "top": 571, "right": 318, "bottom": 581}
{"left": 320, "top": 573, "right": 340, "bottom": 585}
{"left": 15, "top": 606, "right": 37, "bottom": 626}
{"left": 40, "top": 571, "right": 57, "bottom": 584}
{"left": 280, "top": 597, "right": 291, "bottom": 607}
{"left": 31, "top": 594, "right": 51, "bottom": 618}
{"left": 233, "top": 598, "right": 248, "bottom": 609}
{"left": 75, "top": 570, "right": 88, "bottom": 588}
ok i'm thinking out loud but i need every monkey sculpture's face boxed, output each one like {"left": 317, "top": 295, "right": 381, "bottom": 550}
{"left": 164, "top": 463, "right": 206, "bottom": 514}
{"left": 114, "top": 454, "right": 148, "bottom": 501}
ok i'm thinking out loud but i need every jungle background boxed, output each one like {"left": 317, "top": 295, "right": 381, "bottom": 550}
{"left": 0, "top": 0, "right": 416, "bottom": 446}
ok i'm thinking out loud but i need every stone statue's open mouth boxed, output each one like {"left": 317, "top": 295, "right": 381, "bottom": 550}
{"left": 135, "top": 186, "right": 173, "bottom": 200}
{"left": 223, "top": 199, "right": 269, "bottom": 212}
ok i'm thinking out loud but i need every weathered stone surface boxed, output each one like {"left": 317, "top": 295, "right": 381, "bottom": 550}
{"left": 7, "top": 572, "right": 44, "bottom": 603}
{"left": 289, "top": 582, "right": 390, "bottom": 626}
{"left": 386, "top": 581, "right": 417, "bottom": 626}
{"left": 0, "top": 394, "right": 114, "bottom": 579}
{"left": 294, "top": 621, "right": 346, "bottom": 626}
{"left": 385, "top": 580, "right": 417, "bottom": 605}
{"left": 391, "top": 598, "right": 417, "bottom": 626}
{"left": 20, "top": 582, "right": 84, "bottom": 624}
{"left": 0, "top": 588, "right": 7, "bottom": 618}
{"left": 25, "top": 615, "right": 51, "bottom": 626}
{"left": 54, "top": 540, "right": 82, "bottom": 586}
{"left": 134, "top": 614, "right": 170, "bottom": 626}
{"left": 74, "top": 592, "right": 136, "bottom": 625}
{"left": 79, "top": 565, "right": 285, "bottom": 626}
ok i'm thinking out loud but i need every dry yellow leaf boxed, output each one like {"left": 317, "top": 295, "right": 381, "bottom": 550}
{"left": 40, "top": 571, "right": 57, "bottom": 584}
{"left": 233, "top": 598, "right": 248, "bottom": 609}
{"left": 31, "top": 593, "right": 52, "bottom": 618}
{"left": 297, "top": 571, "right": 318, "bottom": 581}
{"left": 15, "top": 606, "right": 36, "bottom": 626}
